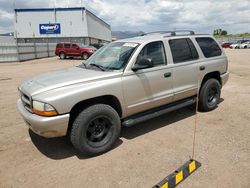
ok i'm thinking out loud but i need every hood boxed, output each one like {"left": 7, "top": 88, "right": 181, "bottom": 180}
{"left": 19, "top": 67, "right": 122, "bottom": 96}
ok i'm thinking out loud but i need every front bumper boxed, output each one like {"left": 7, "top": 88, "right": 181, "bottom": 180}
{"left": 17, "top": 99, "right": 69, "bottom": 138}
{"left": 220, "top": 71, "right": 230, "bottom": 86}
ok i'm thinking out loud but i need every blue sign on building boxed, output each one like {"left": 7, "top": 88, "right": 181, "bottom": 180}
{"left": 39, "top": 23, "right": 61, "bottom": 34}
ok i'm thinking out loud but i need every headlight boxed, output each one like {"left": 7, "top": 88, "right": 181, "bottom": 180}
{"left": 32, "top": 100, "right": 58, "bottom": 117}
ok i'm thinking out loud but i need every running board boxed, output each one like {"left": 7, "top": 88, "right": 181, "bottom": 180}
{"left": 122, "top": 97, "right": 196, "bottom": 127}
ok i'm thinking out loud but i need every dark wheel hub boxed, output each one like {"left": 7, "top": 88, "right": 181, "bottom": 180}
{"left": 207, "top": 86, "right": 218, "bottom": 106}
{"left": 86, "top": 117, "right": 112, "bottom": 146}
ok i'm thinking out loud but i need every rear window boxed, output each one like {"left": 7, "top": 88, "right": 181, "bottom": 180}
{"left": 196, "top": 37, "right": 222, "bottom": 58}
{"left": 56, "top": 43, "right": 63, "bottom": 48}
{"left": 169, "top": 38, "right": 199, "bottom": 63}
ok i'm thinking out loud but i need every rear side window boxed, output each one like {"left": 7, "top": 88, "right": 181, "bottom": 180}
{"left": 56, "top": 43, "right": 63, "bottom": 48}
{"left": 196, "top": 37, "right": 222, "bottom": 58}
{"left": 169, "top": 38, "right": 199, "bottom": 63}
{"left": 137, "top": 41, "right": 167, "bottom": 66}
{"left": 64, "top": 44, "right": 70, "bottom": 48}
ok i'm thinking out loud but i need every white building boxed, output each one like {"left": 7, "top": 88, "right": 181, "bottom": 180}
{"left": 14, "top": 7, "right": 111, "bottom": 44}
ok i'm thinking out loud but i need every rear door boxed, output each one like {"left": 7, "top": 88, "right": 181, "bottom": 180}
{"left": 71, "top": 44, "right": 80, "bottom": 56}
{"left": 123, "top": 41, "right": 174, "bottom": 116}
{"left": 168, "top": 38, "right": 200, "bottom": 101}
{"left": 195, "top": 37, "right": 226, "bottom": 78}
{"left": 64, "top": 43, "right": 71, "bottom": 55}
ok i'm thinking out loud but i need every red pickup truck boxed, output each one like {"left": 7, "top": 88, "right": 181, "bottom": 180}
{"left": 55, "top": 43, "right": 96, "bottom": 60}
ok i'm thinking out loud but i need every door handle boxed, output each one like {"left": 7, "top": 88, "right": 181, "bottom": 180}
{"left": 200, "top": 66, "right": 205, "bottom": 71}
{"left": 164, "top": 72, "right": 171, "bottom": 78}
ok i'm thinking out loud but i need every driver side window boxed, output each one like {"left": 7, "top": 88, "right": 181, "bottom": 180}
{"left": 137, "top": 41, "right": 167, "bottom": 66}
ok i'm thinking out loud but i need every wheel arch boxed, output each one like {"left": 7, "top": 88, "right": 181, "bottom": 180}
{"left": 59, "top": 51, "right": 66, "bottom": 57}
{"left": 81, "top": 51, "right": 89, "bottom": 55}
{"left": 201, "top": 71, "right": 221, "bottom": 89}
{"left": 67, "top": 95, "right": 122, "bottom": 134}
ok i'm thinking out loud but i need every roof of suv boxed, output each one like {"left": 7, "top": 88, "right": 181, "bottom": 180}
{"left": 117, "top": 31, "right": 211, "bottom": 44}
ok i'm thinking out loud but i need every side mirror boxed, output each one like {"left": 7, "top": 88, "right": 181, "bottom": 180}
{"left": 132, "top": 58, "right": 153, "bottom": 71}
{"left": 76, "top": 47, "right": 80, "bottom": 50}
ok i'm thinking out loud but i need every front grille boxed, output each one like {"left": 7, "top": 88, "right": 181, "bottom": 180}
{"left": 20, "top": 90, "right": 32, "bottom": 113}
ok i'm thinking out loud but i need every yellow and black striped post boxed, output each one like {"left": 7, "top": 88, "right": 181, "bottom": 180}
{"left": 153, "top": 159, "right": 201, "bottom": 188}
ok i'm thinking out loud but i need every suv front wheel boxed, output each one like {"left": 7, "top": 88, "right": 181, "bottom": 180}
{"left": 199, "top": 78, "right": 221, "bottom": 112}
{"left": 70, "top": 104, "right": 121, "bottom": 156}
{"left": 59, "top": 52, "right": 66, "bottom": 59}
{"left": 82, "top": 52, "right": 89, "bottom": 60}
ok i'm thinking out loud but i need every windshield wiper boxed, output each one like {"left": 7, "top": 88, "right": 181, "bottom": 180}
{"left": 77, "top": 63, "right": 87, "bottom": 69}
{"left": 88, "top": 63, "right": 106, "bottom": 71}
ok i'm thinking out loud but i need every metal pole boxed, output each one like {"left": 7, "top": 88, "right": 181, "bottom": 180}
{"left": 54, "top": 0, "right": 58, "bottom": 44}
{"left": 14, "top": 30, "right": 20, "bottom": 62}
{"left": 33, "top": 32, "right": 37, "bottom": 59}
{"left": 47, "top": 34, "right": 49, "bottom": 57}
{"left": 13, "top": 1, "right": 20, "bottom": 62}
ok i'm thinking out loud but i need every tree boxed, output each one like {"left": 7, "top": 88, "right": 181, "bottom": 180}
{"left": 213, "top": 29, "right": 217, "bottom": 35}
{"left": 221, "top": 30, "right": 227, "bottom": 35}
{"left": 213, "top": 29, "right": 228, "bottom": 36}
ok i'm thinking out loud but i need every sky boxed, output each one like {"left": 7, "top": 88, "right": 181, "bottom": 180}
{"left": 0, "top": 0, "right": 249, "bottom": 34}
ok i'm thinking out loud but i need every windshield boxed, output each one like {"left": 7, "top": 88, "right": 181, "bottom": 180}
{"left": 82, "top": 42, "right": 138, "bottom": 70}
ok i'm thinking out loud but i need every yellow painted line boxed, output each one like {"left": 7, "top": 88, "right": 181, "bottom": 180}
{"left": 189, "top": 161, "right": 196, "bottom": 173}
{"left": 175, "top": 171, "right": 183, "bottom": 184}
{"left": 160, "top": 182, "right": 168, "bottom": 188}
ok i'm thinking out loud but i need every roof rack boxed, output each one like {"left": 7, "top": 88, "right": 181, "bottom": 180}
{"left": 141, "top": 30, "right": 195, "bottom": 37}
{"left": 141, "top": 31, "right": 175, "bottom": 36}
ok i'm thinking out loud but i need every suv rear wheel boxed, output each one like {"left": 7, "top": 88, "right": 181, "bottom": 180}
{"left": 70, "top": 104, "right": 121, "bottom": 156}
{"left": 59, "top": 52, "right": 66, "bottom": 59}
{"left": 82, "top": 52, "right": 89, "bottom": 60}
{"left": 199, "top": 78, "right": 221, "bottom": 111}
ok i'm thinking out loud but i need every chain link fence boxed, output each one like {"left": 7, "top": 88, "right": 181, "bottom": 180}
{"left": 0, "top": 42, "right": 56, "bottom": 63}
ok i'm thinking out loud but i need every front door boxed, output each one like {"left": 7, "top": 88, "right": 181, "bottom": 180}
{"left": 122, "top": 41, "right": 174, "bottom": 116}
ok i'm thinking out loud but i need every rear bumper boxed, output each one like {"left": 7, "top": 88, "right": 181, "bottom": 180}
{"left": 17, "top": 99, "right": 69, "bottom": 138}
{"left": 221, "top": 71, "right": 229, "bottom": 86}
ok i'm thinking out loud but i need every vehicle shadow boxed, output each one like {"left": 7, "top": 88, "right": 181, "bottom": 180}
{"left": 197, "top": 97, "right": 224, "bottom": 113}
{"left": 121, "top": 107, "right": 195, "bottom": 140}
{"left": 121, "top": 98, "right": 225, "bottom": 139}
{"left": 219, "top": 98, "right": 224, "bottom": 104}
{"left": 29, "top": 129, "right": 123, "bottom": 160}
{"left": 29, "top": 98, "right": 224, "bottom": 160}
{"left": 57, "top": 57, "right": 83, "bottom": 60}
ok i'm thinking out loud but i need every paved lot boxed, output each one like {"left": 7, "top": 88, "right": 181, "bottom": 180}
{"left": 0, "top": 50, "right": 249, "bottom": 188}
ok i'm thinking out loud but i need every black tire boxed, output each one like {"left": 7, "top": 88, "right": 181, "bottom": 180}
{"left": 82, "top": 52, "right": 89, "bottom": 60}
{"left": 70, "top": 104, "right": 121, "bottom": 156}
{"left": 199, "top": 78, "right": 221, "bottom": 112}
{"left": 59, "top": 52, "right": 65, "bottom": 59}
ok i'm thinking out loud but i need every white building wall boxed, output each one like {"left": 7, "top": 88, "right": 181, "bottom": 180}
{"left": 14, "top": 10, "right": 88, "bottom": 38}
{"left": 15, "top": 11, "right": 56, "bottom": 38}
{"left": 55, "top": 10, "right": 88, "bottom": 37}
{"left": 86, "top": 11, "right": 112, "bottom": 42}
{"left": 14, "top": 8, "right": 111, "bottom": 41}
